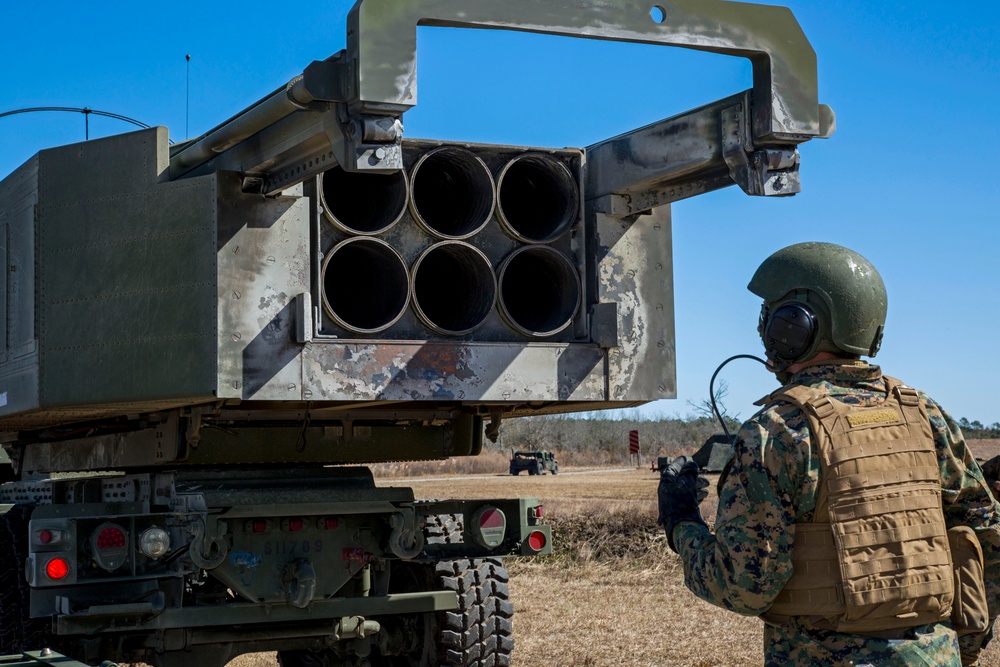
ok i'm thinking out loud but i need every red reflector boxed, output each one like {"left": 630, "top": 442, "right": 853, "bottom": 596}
{"left": 38, "top": 529, "right": 54, "bottom": 544}
{"left": 288, "top": 518, "right": 304, "bottom": 532}
{"left": 479, "top": 509, "right": 505, "bottom": 529}
{"left": 324, "top": 517, "right": 339, "bottom": 530}
{"left": 46, "top": 558, "right": 70, "bottom": 580}
{"left": 96, "top": 526, "right": 126, "bottom": 549}
{"left": 532, "top": 505, "right": 544, "bottom": 519}
{"left": 527, "top": 531, "right": 547, "bottom": 551}
{"left": 252, "top": 520, "right": 268, "bottom": 534}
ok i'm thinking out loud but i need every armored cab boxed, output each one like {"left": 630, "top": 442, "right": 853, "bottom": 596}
{"left": 0, "top": 1, "right": 833, "bottom": 665}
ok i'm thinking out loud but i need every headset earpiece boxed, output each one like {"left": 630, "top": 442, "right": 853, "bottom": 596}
{"left": 761, "top": 302, "right": 817, "bottom": 364}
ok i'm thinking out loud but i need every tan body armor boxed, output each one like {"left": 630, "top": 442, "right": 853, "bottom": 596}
{"left": 763, "top": 377, "right": 956, "bottom": 633}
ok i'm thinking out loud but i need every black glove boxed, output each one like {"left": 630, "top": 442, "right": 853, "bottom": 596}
{"left": 657, "top": 456, "right": 709, "bottom": 553}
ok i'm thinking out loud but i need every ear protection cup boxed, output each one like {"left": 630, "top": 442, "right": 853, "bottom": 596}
{"left": 759, "top": 302, "right": 817, "bottom": 364}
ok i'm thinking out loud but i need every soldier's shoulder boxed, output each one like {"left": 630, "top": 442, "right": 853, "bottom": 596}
{"left": 884, "top": 375, "right": 947, "bottom": 416}
{"left": 741, "top": 397, "right": 810, "bottom": 443}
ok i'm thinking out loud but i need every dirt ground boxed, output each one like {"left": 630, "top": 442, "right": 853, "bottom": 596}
{"left": 215, "top": 439, "right": 1000, "bottom": 666}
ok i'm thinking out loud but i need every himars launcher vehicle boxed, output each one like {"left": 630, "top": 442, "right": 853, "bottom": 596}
{"left": 0, "top": 1, "right": 833, "bottom": 666}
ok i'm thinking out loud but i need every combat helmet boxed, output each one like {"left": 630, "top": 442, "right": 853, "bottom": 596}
{"left": 748, "top": 242, "right": 887, "bottom": 367}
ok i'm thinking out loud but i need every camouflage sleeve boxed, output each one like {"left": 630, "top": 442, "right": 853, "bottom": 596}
{"left": 672, "top": 403, "right": 813, "bottom": 615}
{"left": 922, "top": 394, "right": 1000, "bottom": 658}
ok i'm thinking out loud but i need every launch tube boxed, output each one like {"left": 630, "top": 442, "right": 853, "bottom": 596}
{"left": 496, "top": 154, "right": 579, "bottom": 243}
{"left": 498, "top": 246, "right": 581, "bottom": 337}
{"left": 409, "top": 148, "right": 495, "bottom": 239}
{"left": 320, "top": 165, "right": 408, "bottom": 235}
{"left": 321, "top": 237, "right": 410, "bottom": 333}
{"left": 411, "top": 241, "right": 497, "bottom": 336}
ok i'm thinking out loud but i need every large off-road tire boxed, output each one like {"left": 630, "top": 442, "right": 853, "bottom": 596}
{"left": 433, "top": 557, "right": 514, "bottom": 667}
{"left": 424, "top": 513, "right": 463, "bottom": 546}
{"left": 0, "top": 505, "right": 50, "bottom": 654}
{"left": 369, "top": 514, "right": 514, "bottom": 667}
{"left": 373, "top": 558, "right": 513, "bottom": 667}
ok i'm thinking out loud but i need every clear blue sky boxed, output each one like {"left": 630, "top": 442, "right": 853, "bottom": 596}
{"left": 2, "top": 1, "right": 998, "bottom": 425}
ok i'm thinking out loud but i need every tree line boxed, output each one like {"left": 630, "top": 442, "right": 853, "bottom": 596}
{"left": 959, "top": 419, "right": 1000, "bottom": 439}
{"left": 495, "top": 413, "right": 739, "bottom": 464}
{"left": 494, "top": 413, "right": 999, "bottom": 466}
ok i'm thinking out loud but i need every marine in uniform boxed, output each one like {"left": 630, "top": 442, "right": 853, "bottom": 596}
{"left": 658, "top": 242, "right": 1000, "bottom": 666}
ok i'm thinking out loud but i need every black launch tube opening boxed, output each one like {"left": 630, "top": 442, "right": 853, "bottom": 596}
{"left": 409, "top": 148, "right": 495, "bottom": 239}
{"left": 497, "top": 154, "right": 579, "bottom": 243}
{"left": 320, "top": 166, "right": 408, "bottom": 235}
{"left": 498, "top": 246, "right": 581, "bottom": 337}
{"left": 411, "top": 241, "right": 497, "bottom": 336}
{"left": 322, "top": 238, "right": 410, "bottom": 333}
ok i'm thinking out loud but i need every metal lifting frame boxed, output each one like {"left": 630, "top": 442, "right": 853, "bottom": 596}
{"left": 169, "top": 0, "right": 834, "bottom": 199}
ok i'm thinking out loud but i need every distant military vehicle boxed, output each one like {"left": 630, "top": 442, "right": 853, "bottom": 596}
{"left": 510, "top": 451, "right": 559, "bottom": 476}
{"left": 0, "top": 1, "right": 831, "bottom": 665}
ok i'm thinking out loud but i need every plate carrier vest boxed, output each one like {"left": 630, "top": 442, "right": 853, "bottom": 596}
{"left": 762, "top": 377, "right": 954, "bottom": 633}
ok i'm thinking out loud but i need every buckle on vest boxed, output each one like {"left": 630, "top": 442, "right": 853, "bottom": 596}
{"left": 807, "top": 395, "right": 837, "bottom": 420}
{"left": 894, "top": 385, "right": 920, "bottom": 407}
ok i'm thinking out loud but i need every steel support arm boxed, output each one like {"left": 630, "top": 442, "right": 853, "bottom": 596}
{"left": 348, "top": 0, "right": 828, "bottom": 143}
{"left": 586, "top": 89, "right": 825, "bottom": 212}
{"left": 170, "top": 0, "right": 833, "bottom": 189}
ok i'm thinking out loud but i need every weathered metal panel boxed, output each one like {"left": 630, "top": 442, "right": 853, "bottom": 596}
{"left": 301, "top": 341, "right": 605, "bottom": 402}
{"left": 595, "top": 205, "right": 676, "bottom": 400}
{"left": 35, "top": 129, "right": 218, "bottom": 408}
{"left": 216, "top": 174, "right": 311, "bottom": 401}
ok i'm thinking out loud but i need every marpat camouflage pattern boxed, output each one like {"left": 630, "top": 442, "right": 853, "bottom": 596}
{"left": 673, "top": 361, "right": 1000, "bottom": 666}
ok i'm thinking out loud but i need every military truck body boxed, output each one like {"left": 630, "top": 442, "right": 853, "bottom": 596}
{"left": 509, "top": 452, "right": 559, "bottom": 476}
{"left": 0, "top": 1, "right": 832, "bottom": 665}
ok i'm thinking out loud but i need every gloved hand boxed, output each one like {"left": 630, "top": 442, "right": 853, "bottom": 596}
{"left": 657, "top": 456, "right": 709, "bottom": 553}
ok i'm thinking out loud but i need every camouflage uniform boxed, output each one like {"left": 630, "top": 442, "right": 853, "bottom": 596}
{"left": 673, "top": 361, "right": 1000, "bottom": 666}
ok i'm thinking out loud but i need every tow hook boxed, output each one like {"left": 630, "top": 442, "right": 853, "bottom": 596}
{"left": 388, "top": 512, "right": 424, "bottom": 559}
{"left": 283, "top": 559, "right": 318, "bottom": 608}
{"left": 189, "top": 516, "right": 229, "bottom": 569}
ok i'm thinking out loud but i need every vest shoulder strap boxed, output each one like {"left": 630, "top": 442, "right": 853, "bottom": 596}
{"left": 765, "top": 384, "right": 849, "bottom": 433}
{"left": 883, "top": 375, "right": 928, "bottom": 426}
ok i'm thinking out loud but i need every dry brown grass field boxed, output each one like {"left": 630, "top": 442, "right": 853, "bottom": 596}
{"left": 145, "top": 439, "right": 1000, "bottom": 666}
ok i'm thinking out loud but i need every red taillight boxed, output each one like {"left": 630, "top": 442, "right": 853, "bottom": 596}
{"left": 527, "top": 530, "right": 547, "bottom": 552}
{"left": 91, "top": 523, "right": 129, "bottom": 571}
{"left": 470, "top": 506, "right": 506, "bottom": 549}
{"left": 479, "top": 509, "right": 504, "bottom": 529}
{"left": 96, "top": 526, "right": 126, "bottom": 549}
{"left": 323, "top": 517, "right": 340, "bottom": 530}
{"left": 46, "top": 558, "right": 70, "bottom": 580}
{"left": 38, "top": 529, "right": 54, "bottom": 544}
{"left": 530, "top": 505, "right": 544, "bottom": 520}
{"left": 288, "top": 518, "right": 304, "bottom": 532}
